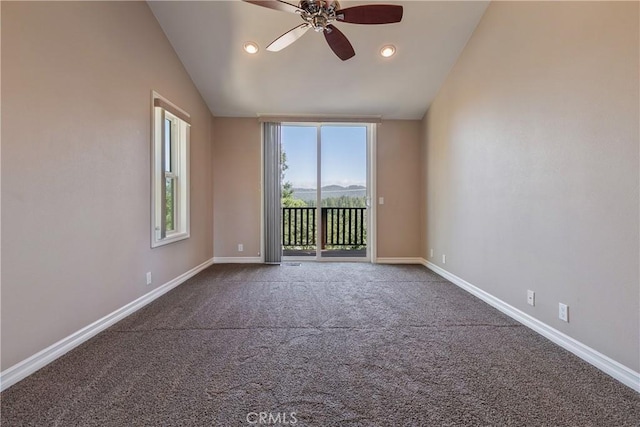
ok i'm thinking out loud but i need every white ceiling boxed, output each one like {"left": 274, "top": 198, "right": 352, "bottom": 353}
{"left": 148, "top": 1, "right": 489, "bottom": 120}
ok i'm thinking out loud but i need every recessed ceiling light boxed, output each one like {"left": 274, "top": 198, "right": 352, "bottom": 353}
{"left": 380, "top": 45, "right": 396, "bottom": 58}
{"left": 243, "top": 42, "right": 259, "bottom": 54}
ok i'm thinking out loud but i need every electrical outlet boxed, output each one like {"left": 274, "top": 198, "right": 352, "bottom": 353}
{"left": 559, "top": 303, "right": 569, "bottom": 322}
{"left": 146, "top": 272, "right": 152, "bottom": 285}
{"left": 430, "top": 248, "right": 434, "bottom": 258}
{"left": 527, "top": 290, "right": 535, "bottom": 306}
{"left": 238, "top": 243, "right": 244, "bottom": 252}
{"left": 378, "top": 197, "right": 384, "bottom": 205}
{"left": 442, "top": 254, "right": 446, "bottom": 264}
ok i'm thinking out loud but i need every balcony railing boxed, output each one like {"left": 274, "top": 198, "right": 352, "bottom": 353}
{"left": 282, "top": 207, "right": 367, "bottom": 249}
{"left": 282, "top": 207, "right": 317, "bottom": 247}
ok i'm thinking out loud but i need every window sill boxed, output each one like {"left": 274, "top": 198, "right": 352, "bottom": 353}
{"left": 151, "top": 232, "right": 190, "bottom": 248}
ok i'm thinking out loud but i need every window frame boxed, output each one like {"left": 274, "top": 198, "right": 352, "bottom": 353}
{"left": 151, "top": 91, "right": 190, "bottom": 248}
{"left": 164, "top": 113, "right": 180, "bottom": 234}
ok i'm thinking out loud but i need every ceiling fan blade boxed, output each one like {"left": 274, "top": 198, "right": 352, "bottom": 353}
{"left": 267, "top": 24, "right": 311, "bottom": 52}
{"left": 336, "top": 5, "right": 403, "bottom": 24}
{"left": 243, "top": 0, "right": 302, "bottom": 14}
{"left": 324, "top": 24, "right": 355, "bottom": 61}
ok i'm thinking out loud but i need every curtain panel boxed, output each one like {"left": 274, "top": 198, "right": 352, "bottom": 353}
{"left": 263, "top": 122, "right": 282, "bottom": 264}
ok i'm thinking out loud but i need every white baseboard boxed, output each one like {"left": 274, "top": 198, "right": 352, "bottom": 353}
{"left": 420, "top": 259, "right": 640, "bottom": 392}
{"left": 213, "top": 257, "right": 263, "bottom": 264}
{"left": 0, "top": 257, "right": 214, "bottom": 392}
{"left": 376, "top": 257, "right": 424, "bottom": 264}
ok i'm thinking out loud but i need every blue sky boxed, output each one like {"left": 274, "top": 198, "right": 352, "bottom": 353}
{"left": 281, "top": 125, "right": 367, "bottom": 188}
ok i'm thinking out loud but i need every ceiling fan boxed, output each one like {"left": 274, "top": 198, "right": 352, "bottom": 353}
{"left": 243, "top": 0, "right": 403, "bottom": 61}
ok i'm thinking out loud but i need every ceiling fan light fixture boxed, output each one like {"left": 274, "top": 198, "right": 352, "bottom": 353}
{"left": 243, "top": 42, "right": 259, "bottom": 54}
{"left": 380, "top": 45, "right": 396, "bottom": 58}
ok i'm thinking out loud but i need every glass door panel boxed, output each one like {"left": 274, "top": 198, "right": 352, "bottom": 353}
{"left": 281, "top": 126, "right": 317, "bottom": 258}
{"left": 320, "top": 126, "right": 368, "bottom": 259}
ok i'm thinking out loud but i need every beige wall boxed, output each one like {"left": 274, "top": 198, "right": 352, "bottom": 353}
{"left": 210, "top": 119, "right": 422, "bottom": 259}
{"left": 1, "top": 2, "right": 213, "bottom": 369}
{"left": 212, "top": 118, "right": 262, "bottom": 258}
{"left": 376, "top": 121, "right": 422, "bottom": 258}
{"left": 422, "top": 1, "right": 639, "bottom": 371}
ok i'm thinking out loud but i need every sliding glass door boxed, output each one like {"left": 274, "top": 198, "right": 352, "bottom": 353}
{"left": 281, "top": 123, "right": 370, "bottom": 261}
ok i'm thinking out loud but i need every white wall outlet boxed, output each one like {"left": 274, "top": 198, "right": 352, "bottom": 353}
{"left": 527, "top": 290, "right": 535, "bottom": 306}
{"left": 430, "top": 248, "right": 434, "bottom": 258}
{"left": 378, "top": 197, "right": 384, "bottom": 205}
{"left": 238, "top": 243, "right": 244, "bottom": 252}
{"left": 559, "top": 303, "right": 569, "bottom": 322}
{"left": 146, "top": 272, "right": 152, "bottom": 285}
{"left": 442, "top": 254, "right": 446, "bottom": 264}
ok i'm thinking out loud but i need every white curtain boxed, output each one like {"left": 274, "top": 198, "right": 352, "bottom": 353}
{"left": 263, "top": 122, "right": 282, "bottom": 264}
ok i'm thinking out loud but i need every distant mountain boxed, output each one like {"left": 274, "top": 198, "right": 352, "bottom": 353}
{"left": 292, "top": 185, "right": 366, "bottom": 202}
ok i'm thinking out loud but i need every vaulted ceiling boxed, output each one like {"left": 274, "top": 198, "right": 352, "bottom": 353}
{"left": 148, "top": 1, "right": 489, "bottom": 120}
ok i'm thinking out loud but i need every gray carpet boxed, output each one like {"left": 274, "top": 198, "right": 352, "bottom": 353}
{"left": 1, "top": 263, "right": 638, "bottom": 426}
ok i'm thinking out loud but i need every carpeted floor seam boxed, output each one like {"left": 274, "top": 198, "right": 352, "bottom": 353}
{"left": 196, "top": 280, "right": 452, "bottom": 284}
{"left": 110, "top": 324, "right": 523, "bottom": 333}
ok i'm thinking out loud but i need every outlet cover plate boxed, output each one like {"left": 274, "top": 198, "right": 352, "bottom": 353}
{"left": 559, "top": 303, "right": 569, "bottom": 322}
{"left": 527, "top": 290, "right": 535, "bottom": 306}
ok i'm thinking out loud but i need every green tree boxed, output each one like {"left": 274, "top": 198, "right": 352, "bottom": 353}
{"left": 307, "top": 195, "right": 367, "bottom": 208}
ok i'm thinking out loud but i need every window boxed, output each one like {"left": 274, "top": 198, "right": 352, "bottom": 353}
{"left": 151, "top": 92, "right": 190, "bottom": 247}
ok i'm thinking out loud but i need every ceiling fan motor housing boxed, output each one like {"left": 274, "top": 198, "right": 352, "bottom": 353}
{"left": 299, "top": 0, "right": 340, "bottom": 31}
